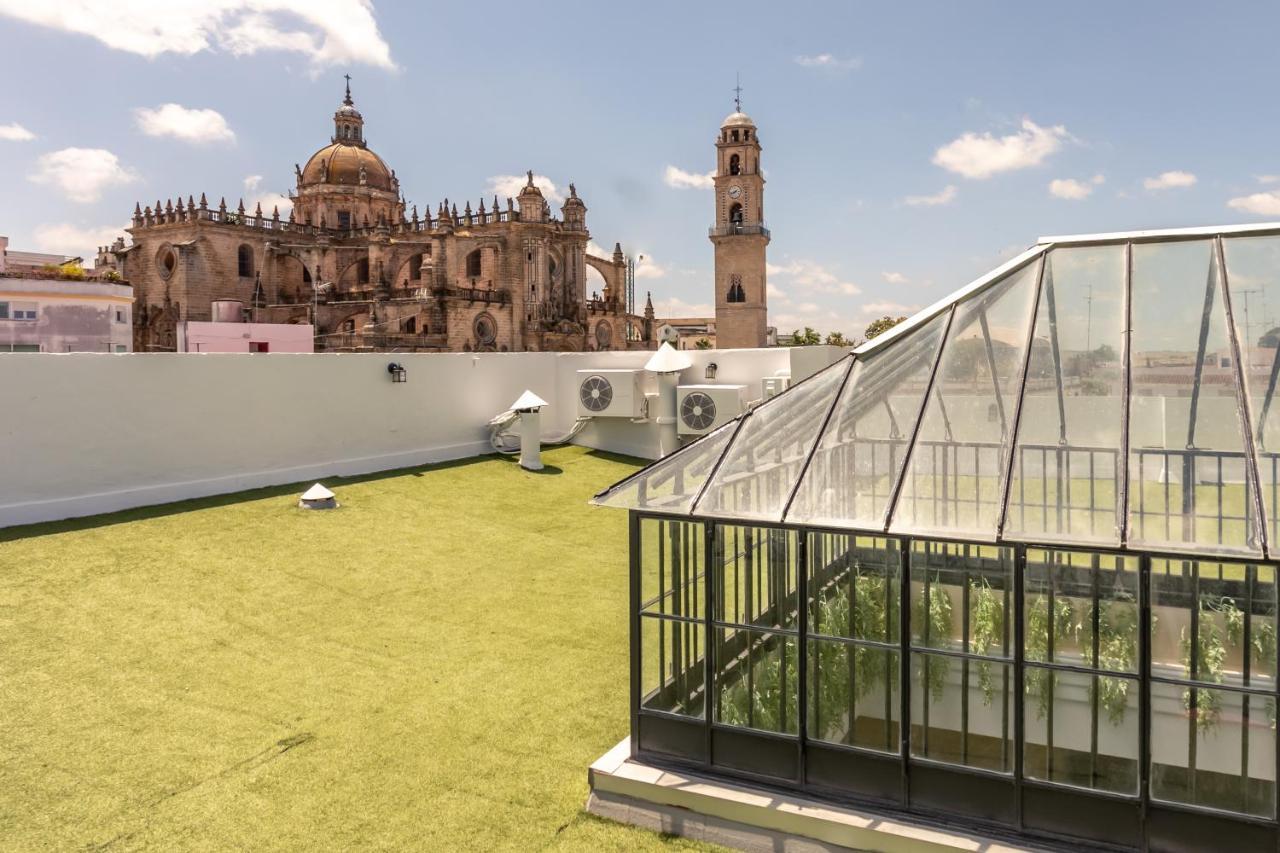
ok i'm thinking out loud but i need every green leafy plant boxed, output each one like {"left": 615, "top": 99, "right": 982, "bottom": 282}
{"left": 720, "top": 636, "right": 799, "bottom": 734}
{"left": 968, "top": 579, "right": 1005, "bottom": 705}
{"left": 1180, "top": 597, "right": 1234, "bottom": 733}
{"left": 916, "top": 578, "right": 953, "bottom": 702}
{"left": 1024, "top": 594, "right": 1074, "bottom": 720}
{"left": 1080, "top": 598, "right": 1140, "bottom": 726}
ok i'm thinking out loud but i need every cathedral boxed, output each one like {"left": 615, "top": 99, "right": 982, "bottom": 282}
{"left": 107, "top": 81, "right": 655, "bottom": 354}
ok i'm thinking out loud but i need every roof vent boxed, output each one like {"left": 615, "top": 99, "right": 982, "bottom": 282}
{"left": 299, "top": 483, "right": 338, "bottom": 510}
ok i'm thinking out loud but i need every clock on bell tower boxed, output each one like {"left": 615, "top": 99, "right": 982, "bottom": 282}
{"left": 711, "top": 88, "right": 769, "bottom": 349}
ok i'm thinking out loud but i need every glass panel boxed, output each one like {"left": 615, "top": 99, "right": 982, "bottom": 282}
{"left": 807, "top": 639, "right": 900, "bottom": 753}
{"left": 714, "top": 525, "right": 799, "bottom": 630}
{"left": 640, "top": 614, "right": 705, "bottom": 718}
{"left": 1129, "top": 240, "right": 1261, "bottom": 555}
{"left": 1150, "top": 559, "right": 1277, "bottom": 690}
{"left": 1223, "top": 235, "right": 1280, "bottom": 547}
{"left": 714, "top": 628, "right": 799, "bottom": 734}
{"left": 1005, "top": 246, "right": 1126, "bottom": 545}
{"left": 786, "top": 313, "right": 949, "bottom": 528}
{"left": 891, "top": 260, "right": 1042, "bottom": 538}
{"left": 806, "top": 532, "right": 899, "bottom": 642}
{"left": 1151, "top": 681, "right": 1275, "bottom": 818}
{"left": 910, "top": 541, "right": 1013, "bottom": 657}
{"left": 639, "top": 518, "right": 705, "bottom": 617}
{"left": 910, "top": 652, "right": 1013, "bottom": 773}
{"left": 1023, "top": 667, "right": 1139, "bottom": 794}
{"left": 696, "top": 358, "right": 852, "bottom": 521}
{"left": 1024, "top": 549, "right": 1139, "bottom": 672}
{"left": 592, "top": 419, "right": 737, "bottom": 514}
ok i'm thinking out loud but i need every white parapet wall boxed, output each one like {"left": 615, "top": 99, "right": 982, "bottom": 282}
{"left": 0, "top": 346, "right": 825, "bottom": 528}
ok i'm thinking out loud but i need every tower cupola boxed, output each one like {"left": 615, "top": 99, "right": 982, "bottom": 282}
{"left": 333, "top": 74, "right": 365, "bottom": 147}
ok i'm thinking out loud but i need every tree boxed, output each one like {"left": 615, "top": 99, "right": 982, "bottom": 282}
{"left": 865, "top": 315, "right": 906, "bottom": 341}
{"left": 790, "top": 327, "right": 821, "bottom": 346}
{"left": 694, "top": 337, "right": 712, "bottom": 350}
{"left": 824, "top": 331, "right": 851, "bottom": 347}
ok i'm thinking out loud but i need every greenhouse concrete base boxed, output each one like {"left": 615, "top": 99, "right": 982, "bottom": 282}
{"left": 586, "top": 739, "right": 1048, "bottom": 853}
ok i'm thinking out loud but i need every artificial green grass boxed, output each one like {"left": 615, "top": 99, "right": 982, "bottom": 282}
{"left": 0, "top": 447, "right": 721, "bottom": 852}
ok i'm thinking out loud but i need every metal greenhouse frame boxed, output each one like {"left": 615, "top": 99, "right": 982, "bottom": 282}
{"left": 595, "top": 223, "right": 1280, "bottom": 852}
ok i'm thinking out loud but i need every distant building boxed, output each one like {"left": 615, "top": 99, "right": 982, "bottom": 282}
{"left": 658, "top": 317, "right": 717, "bottom": 350}
{"left": 176, "top": 299, "right": 314, "bottom": 353}
{"left": 104, "top": 81, "right": 653, "bottom": 355}
{"left": 0, "top": 260, "right": 133, "bottom": 353}
{"left": 1, "top": 235, "right": 84, "bottom": 275}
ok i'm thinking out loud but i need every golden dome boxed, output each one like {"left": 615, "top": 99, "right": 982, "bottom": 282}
{"left": 301, "top": 142, "right": 394, "bottom": 192}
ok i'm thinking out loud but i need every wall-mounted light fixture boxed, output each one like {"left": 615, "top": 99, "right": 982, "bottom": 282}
{"left": 387, "top": 362, "right": 407, "bottom": 383}
{"left": 705, "top": 362, "right": 718, "bottom": 380}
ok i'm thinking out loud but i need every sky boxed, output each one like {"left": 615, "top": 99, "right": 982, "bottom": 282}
{"left": 3, "top": 0, "right": 1280, "bottom": 339}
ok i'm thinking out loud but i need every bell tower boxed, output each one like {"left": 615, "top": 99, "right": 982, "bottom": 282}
{"left": 711, "top": 86, "right": 769, "bottom": 349}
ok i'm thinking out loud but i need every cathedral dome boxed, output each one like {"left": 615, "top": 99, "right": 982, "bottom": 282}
{"left": 301, "top": 142, "right": 394, "bottom": 192}
{"left": 722, "top": 111, "right": 755, "bottom": 128}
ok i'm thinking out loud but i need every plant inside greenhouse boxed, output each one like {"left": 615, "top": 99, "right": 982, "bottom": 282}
{"left": 595, "top": 224, "right": 1280, "bottom": 852}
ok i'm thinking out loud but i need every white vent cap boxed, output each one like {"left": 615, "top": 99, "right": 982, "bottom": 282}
{"left": 301, "top": 483, "right": 335, "bottom": 501}
{"left": 511, "top": 389, "right": 549, "bottom": 411}
{"left": 645, "top": 342, "right": 693, "bottom": 374}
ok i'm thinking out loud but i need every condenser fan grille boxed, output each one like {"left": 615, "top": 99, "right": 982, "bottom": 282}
{"left": 580, "top": 375, "right": 614, "bottom": 412}
{"left": 680, "top": 392, "right": 718, "bottom": 431}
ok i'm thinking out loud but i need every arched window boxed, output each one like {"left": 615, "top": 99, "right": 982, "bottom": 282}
{"left": 729, "top": 154, "right": 740, "bottom": 176}
{"left": 407, "top": 253, "right": 423, "bottom": 281}
{"left": 302, "top": 267, "right": 312, "bottom": 284}
{"left": 727, "top": 274, "right": 745, "bottom": 303}
{"left": 731, "top": 130, "right": 739, "bottom": 142}
{"left": 744, "top": 130, "right": 751, "bottom": 141}
{"left": 466, "top": 250, "right": 482, "bottom": 278}
{"left": 357, "top": 258, "right": 370, "bottom": 284}
{"left": 237, "top": 245, "right": 253, "bottom": 278}
{"left": 729, "top": 203, "right": 743, "bottom": 227}
{"left": 404, "top": 316, "right": 417, "bottom": 334}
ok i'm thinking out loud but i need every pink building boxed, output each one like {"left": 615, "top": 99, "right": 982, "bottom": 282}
{"left": 177, "top": 301, "right": 314, "bottom": 352}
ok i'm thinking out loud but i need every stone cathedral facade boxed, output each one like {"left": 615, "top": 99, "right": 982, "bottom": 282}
{"left": 106, "top": 84, "right": 655, "bottom": 354}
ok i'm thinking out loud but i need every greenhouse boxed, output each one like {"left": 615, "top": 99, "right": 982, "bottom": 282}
{"left": 593, "top": 223, "right": 1280, "bottom": 851}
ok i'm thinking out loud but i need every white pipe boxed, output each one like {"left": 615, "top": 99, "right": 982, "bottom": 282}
{"left": 654, "top": 371, "right": 679, "bottom": 457}
{"left": 519, "top": 410, "right": 543, "bottom": 470}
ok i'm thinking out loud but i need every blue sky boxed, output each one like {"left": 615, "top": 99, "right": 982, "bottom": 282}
{"left": 3, "top": 0, "right": 1280, "bottom": 337}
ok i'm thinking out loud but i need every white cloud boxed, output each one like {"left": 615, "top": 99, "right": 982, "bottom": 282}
{"left": 485, "top": 173, "right": 563, "bottom": 205}
{"left": 586, "top": 240, "right": 615, "bottom": 258}
{"left": 794, "top": 53, "right": 862, "bottom": 71}
{"left": 663, "top": 165, "right": 715, "bottom": 190}
{"left": 634, "top": 252, "right": 666, "bottom": 279}
{"left": 881, "top": 271, "right": 908, "bottom": 285}
{"left": 652, "top": 296, "right": 713, "bottom": 318}
{"left": 1259, "top": 175, "right": 1280, "bottom": 185}
{"left": 0, "top": 122, "right": 34, "bottom": 141}
{"left": 29, "top": 147, "right": 136, "bottom": 203}
{"left": 933, "top": 118, "right": 1069, "bottom": 179}
{"left": 135, "top": 103, "right": 235, "bottom": 144}
{"left": 857, "top": 301, "right": 921, "bottom": 321}
{"left": 1049, "top": 174, "right": 1104, "bottom": 200}
{"left": 768, "top": 259, "right": 860, "bottom": 295}
{"left": 903, "top": 185, "right": 957, "bottom": 207}
{"left": 0, "top": 0, "right": 394, "bottom": 70}
{"left": 1143, "top": 170, "right": 1197, "bottom": 190}
{"left": 249, "top": 191, "right": 293, "bottom": 218}
{"left": 32, "top": 222, "right": 130, "bottom": 259}
{"left": 767, "top": 282, "right": 785, "bottom": 298}
{"left": 244, "top": 174, "right": 263, "bottom": 191}
{"left": 1227, "top": 190, "right": 1280, "bottom": 217}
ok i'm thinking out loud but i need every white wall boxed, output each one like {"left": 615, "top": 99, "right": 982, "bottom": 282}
{"left": 0, "top": 347, "right": 802, "bottom": 527}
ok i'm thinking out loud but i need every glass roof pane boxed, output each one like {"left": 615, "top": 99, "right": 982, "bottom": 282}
{"left": 1223, "top": 235, "right": 1280, "bottom": 550}
{"left": 1128, "top": 240, "right": 1260, "bottom": 556}
{"left": 591, "top": 419, "right": 738, "bottom": 514}
{"left": 889, "top": 259, "right": 1042, "bottom": 539}
{"left": 785, "top": 311, "right": 949, "bottom": 528}
{"left": 694, "top": 357, "right": 853, "bottom": 521}
{"left": 1004, "top": 246, "right": 1126, "bottom": 546}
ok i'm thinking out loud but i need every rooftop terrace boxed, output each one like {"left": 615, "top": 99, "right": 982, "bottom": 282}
{"left": 0, "top": 446, "right": 714, "bottom": 851}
